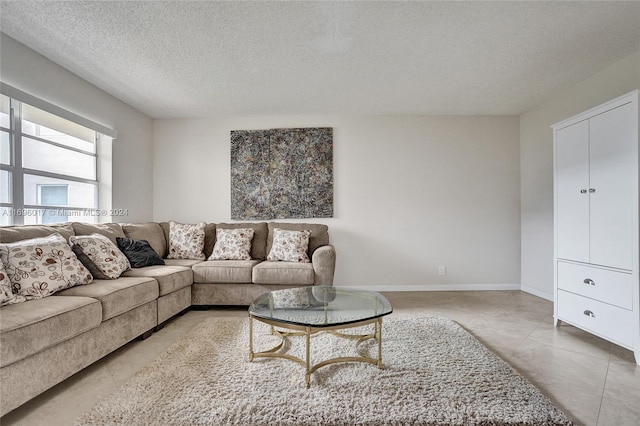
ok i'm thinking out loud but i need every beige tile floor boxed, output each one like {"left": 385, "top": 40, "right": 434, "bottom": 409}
{"left": 2, "top": 291, "right": 639, "bottom": 426}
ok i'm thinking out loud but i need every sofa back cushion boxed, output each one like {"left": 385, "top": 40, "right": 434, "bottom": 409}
{"left": 122, "top": 223, "right": 167, "bottom": 258}
{"left": 0, "top": 223, "right": 75, "bottom": 244}
{"left": 266, "top": 223, "right": 329, "bottom": 257}
{"left": 216, "top": 222, "right": 268, "bottom": 260}
{"left": 72, "top": 222, "right": 125, "bottom": 244}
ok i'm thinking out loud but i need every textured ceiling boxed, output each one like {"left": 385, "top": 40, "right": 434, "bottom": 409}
{"left": 0, "top": 1, "right": 639, "bottom": 118}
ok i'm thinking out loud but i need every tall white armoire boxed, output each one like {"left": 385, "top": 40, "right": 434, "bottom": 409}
{"left": 552, "top": 90, "right": 639, "bottom": 365}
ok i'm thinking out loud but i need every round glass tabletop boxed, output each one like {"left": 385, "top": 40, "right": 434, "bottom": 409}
{"left": 248, "top": 286, "right": 393, "bottom": 327}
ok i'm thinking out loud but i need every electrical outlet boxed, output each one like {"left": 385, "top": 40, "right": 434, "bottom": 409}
{"left": 438, "top": 265, "right": 446, "bottom": 276}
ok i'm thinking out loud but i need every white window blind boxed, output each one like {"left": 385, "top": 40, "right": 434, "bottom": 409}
{"left": 0, "top": 84, "right": 116, "bottom": 225}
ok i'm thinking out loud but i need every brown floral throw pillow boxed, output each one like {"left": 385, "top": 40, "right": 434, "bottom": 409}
{"left": 208, "top": 228, "right": 255, "bottom": 260}
{"left": 168, "top": 221, "right": 206, "bottom": 260}
{"left": 69, "top": 234, "right": 131, "bottom": 279}
{"left": 0, "top": 262, "right": 26, "bottom": 306}
{"left": 267, "top": 228, "right": 312, "bottom": 263}
{"left": 0, "top": 233, "right": 93, "bottom": 300}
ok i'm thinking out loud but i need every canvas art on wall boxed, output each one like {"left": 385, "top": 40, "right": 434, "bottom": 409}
{"left": 231, "top": 127, "right": 333, "bottom": 220}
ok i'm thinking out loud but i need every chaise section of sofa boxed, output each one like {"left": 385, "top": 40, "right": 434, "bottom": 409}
{"left": 0, "top": 223, "right": 161, "bottom": 415}
{"left": 1, "top": 296, "right": 101, "bottom": 369}
{"left": 0, "top": 298, "right": 157, "bottom": 416}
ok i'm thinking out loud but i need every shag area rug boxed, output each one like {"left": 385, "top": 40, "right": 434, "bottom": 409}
{"left": 76, "top": 317, "right": 573, "bottom": 425}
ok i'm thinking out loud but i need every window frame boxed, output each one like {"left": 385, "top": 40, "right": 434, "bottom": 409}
{"left": 0, "top": 84, "right": 116, "bottom": 226}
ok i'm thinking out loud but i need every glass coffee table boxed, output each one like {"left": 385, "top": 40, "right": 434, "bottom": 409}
{"left": 248, "top": 286, "right": 393, "bottom": 387}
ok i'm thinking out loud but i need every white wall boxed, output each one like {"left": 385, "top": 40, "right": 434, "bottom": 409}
{"left": 154, "top": 115, "right": 520, "bottom": 289}
{"left": 0, "top": 34, "right": 154, "bottom": 223}
{"left": 520, "top": 51, "right": 640, "bottom": 300}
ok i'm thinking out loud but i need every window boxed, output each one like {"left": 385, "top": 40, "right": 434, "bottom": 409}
{"left": 38, "top": 184, "right": 69, "bottom": 224}
{"left": 0, "top": 88, "right": 115, "bottom": 226}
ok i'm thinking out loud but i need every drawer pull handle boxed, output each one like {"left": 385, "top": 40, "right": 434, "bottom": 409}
{"left": 580, "top": 189, "right": 587, "bottom": 194}
{"left": 583, "top": 310, "right": 595, "bottom": 318}
{"left": 583, "top": 278, "right": 595, "bottom": 286}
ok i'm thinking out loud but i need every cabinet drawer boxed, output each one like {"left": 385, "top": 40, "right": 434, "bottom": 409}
{"left": 557, "top": 262, "right": 633, "bottom": 310}
{"left": 557, "top": 290, "right": 634, "bottom": 348}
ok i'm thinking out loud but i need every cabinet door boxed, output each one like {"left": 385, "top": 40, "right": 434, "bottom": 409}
{"left": 556, "top": 120, "right": 590, "bottom": 263}
{"left": 589, "top": 103, "right": 636, "bottom": 270}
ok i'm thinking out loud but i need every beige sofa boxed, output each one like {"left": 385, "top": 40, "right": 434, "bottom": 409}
{"left": 0, "top": 221, "right": 335, "bottom": 416}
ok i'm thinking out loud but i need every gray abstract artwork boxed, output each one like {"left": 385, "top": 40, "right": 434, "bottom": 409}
{"left": 231, "top": 127, "right": 333, "bottom": 220}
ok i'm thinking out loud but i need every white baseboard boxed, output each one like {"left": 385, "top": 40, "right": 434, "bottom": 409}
{"left": 335, "top": 283, "right": 521, "bottom": 292}
{"left": 520, "top": 285, "right": 554, "bottom": 301}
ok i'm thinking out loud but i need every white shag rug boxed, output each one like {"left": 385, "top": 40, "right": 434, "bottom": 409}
{"left": 76, "top": 317, "right": 573, "bottom": 425}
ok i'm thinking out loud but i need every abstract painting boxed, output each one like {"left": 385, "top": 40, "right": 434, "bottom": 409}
{"left": 231, "top": 127, "right": 333, "bottom": 220}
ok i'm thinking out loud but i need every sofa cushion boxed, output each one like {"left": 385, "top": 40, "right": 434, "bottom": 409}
{"left": 56, "top": 277, "right": 158, "bottom": 321}
{"left": 0, "top": 233, "right": 93, "bottom": 300}
{"left": 158, "top": 286, "right": 191, "bottom": 324}
{"left": 216, "top": 222, "right": 268, "bottom": 260}
{"left": 70, "top": 234, "right": 131, "bottom": 279}
{"left": 122, "top": 223, "right": 167, "bottom": 259}
{"left": 121, "top": 265, "right": 192, "bottom": 296}
{"left": 116, "top": 237, "right": 165, "bottom": 268}
{"left": 252, "top": 261, "right": 315, "bottom": 285}
{"left": 209, "top": 228, "right": 254, "bottom": 260}
{"left": 160, "top": 222, "right": 217, "bottom": 260}
{"left": 192, "top": 260, "right": 260, "bottom": 284}
{"left": 71, "top": 223, "right": 125, "bottom": 244}
{"left": 0, "top": 223, "right": 75, "bottom": 244}
{"left": 267, "top": 228, "right": 312, "bottom": 263}
{"left": 167, "top": 221, "right": 206, "bottom": 260}
{"left": 163, "top": 259, "right": 204, "bottom": 267}
{"left": 0, "top": 295, "right": 101, "bottom": 367}
{"left": 267, "top": 222, "right": 329, "bottom": 257}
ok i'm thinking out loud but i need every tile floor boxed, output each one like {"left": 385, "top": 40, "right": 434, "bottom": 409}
{"left": 2, "top": 291, "right": 639, "bottom": 426}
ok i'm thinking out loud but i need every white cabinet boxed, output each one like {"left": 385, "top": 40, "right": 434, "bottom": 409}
{"left": 553, "top": 91, "right": 639, "bottom": 365}
{"left": 555, "top": 120, "right": 590, "bottom": 263}
{"left": 589, "top": 105, "right": 636, "bottom": 270}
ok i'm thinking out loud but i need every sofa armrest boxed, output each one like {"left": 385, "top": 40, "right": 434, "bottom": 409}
{"left": 312, "top": 245, "right": 336, "bottom": 286}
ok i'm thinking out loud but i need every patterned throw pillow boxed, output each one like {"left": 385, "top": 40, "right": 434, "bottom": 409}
{"left": 0, "top": 233, "right": 93, "bottom": 300}
{"left": 168, "top": 221, "right": 206, "bottom": 260}
{"left": 267, "top": 228, "right": 312, "bottom": 263}
{"left": 69, "top": 234, "right": 131, "bottom": 279}
{"left": 0, "top": 262, "right": 26, "bottom": 306}
{"left": 209, "top": 228, "right": 255, "bottom": 260}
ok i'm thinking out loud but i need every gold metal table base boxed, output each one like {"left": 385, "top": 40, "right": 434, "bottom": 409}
{"left": 248, "top": 316, "right": 384, "bottom": 388}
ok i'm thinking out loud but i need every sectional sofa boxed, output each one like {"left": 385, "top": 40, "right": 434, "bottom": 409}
{"left": 0, "top": 220, "right": 335, "bottom": 416}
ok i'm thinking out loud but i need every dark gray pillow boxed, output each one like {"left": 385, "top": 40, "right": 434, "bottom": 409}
{"left": 116, "top": 237, "right": 165, "bottom": 268}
